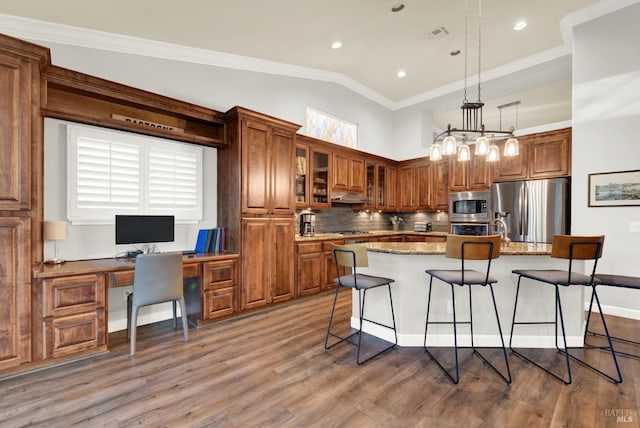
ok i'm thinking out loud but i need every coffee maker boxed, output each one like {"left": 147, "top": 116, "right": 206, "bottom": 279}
{"left": 299, "top": 213, "right": 316, "bottom": 237}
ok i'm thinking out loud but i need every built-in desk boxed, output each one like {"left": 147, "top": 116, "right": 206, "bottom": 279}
{"left": 33, "top": 252, "right": 239, "bottom": 361}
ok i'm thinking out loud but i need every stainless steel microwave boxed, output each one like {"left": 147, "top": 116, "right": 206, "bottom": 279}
{"left": 449, "top": 191, "right": 491, "bottom": 223}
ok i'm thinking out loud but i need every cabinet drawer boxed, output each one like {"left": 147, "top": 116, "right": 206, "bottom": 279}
{"left": 110, "top": 263, "right": 200, "bottom": 287}
{"left": 43, "top": 274, "right": 106, "bottom": 318}
{"left": 296, "top": 242, "right": 323, "bottom": 254}
{"left": 203, "top": 260, "right": 236, "bottom": 289}
{"left": 44, "top": 309, "right": 106, "bottom": 358}
{"left": 183, "top": 263, "right": 200, "bottom": 278}
{"left": 322, "top": 240, "right": 345, "bottom": 251}
{"left": 203, "top": 287, "right": 235, "bottom": 320}
{"left": 109, "top": 270, "right": 134, "bottom": 287}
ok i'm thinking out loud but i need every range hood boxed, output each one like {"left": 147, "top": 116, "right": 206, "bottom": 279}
{"left": 331, "top": 192, "right": 369, "bottom": 204}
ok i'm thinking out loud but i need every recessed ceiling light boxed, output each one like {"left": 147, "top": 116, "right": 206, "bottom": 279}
{"left": 331, "top": 41, "right": 343, "bottom": 49}
{"left": 391, "top": 3, "right": 405, "bottom": 13}
{"left": 514, "top": 20, "right": 527, "bottom": 31}
{"left": 397, "top": 70, "right": 407, "bottom": 78}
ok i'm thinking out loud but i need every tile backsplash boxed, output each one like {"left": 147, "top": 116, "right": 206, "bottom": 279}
{"left": 296, "top": 205, "right": 449, "bottom": 235}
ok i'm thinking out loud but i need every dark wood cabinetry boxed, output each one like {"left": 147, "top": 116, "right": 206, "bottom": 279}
{"left": 493, "top": 128, "right": 571, "bottom": 182}
{"left": 219, "top": 107, "right": 300, "bottom": 312}
{"left": 449, "top": 154, "right": 492, "bottom": 191}
{"left": 395, "top": 158, "right": 448, "bottom": 212}
{"left": 40, "top": 273, "right": 106, "bottom": 359}
{"left": 0, "top": 35, "right": 48, "bottom": 372}
{"left": 332, "top": 151, "right": 365, "bottom": 194}
{"left": 201, "top": 259, "right": 238, "bottom": 321}
{"left": 295, "top": 135, "right": 331, "bottom": 210}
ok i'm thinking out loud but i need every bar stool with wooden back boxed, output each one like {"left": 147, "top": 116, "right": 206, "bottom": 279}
{"left": 586, "top": 273, "right": 640, "bottom": 359}
{"left": 424, "top": 234, "right": 511, "bottom": 384}
{"left": 325, "top": 244, "right": 398, "bottom": 365}
{"left": 509, "top": 234, "right": 622, "bottom": 384}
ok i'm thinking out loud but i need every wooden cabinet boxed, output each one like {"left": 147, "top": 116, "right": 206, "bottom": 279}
{"left": 432, "top": 160, "right": 449, "bottom": 211}
{"left": 0, "top": 35, "right": 49, "bottom": 373}
{"left": 396, "top": 157, "right": 448, "bottom": 212}
{"left": 201, "top": 259, "right": 237, "bottom": 321}
{"left": 364, "top": 161, "right": 377, "bottom": 209}
{"left": 219, "top": 107, "right": 300, "bottom": 314}
{"left": 398, "top": 165, "right": 416, "bottom": 211}
{"left": 241, "top": 217, "right": 295, "bottom": 310}
{"left": 377, "top": 163, "right": 398, "bottom": 211}
{"left": 449, "top": 154, "right": 492, "bottom": 191}
{"left": 295, "top": 135, "right": 331, "bottom": 210}
{"left": 40, "top": 273, "right": 107, "bottom": 358}
{"left": 0, "top": 217, "right": 32, "bottom": 370}
{"left": 296, "top": 242, "right": 324, "bottom": 296}
{"left": 323, "top": 240, "right": 345, "bottom": 290}
{"left": 528, "top": 129, "right": 571, "bottom": 179}
{"left": 493, "top": 128, "right": 571, "bottom": 182}
{"left": 332, "top": 151, "right": 365, "bottom": 194}
{"left": 240, "top": 118, "right": 296, "bottom": 215}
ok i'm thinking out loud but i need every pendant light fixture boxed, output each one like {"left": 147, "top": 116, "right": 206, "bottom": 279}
{"left": 430, "top": 0, "right": 518, "bottom": 162}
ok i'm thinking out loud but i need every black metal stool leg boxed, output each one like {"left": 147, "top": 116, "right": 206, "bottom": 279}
{"left": 468, "top": 284, "right": 512, "bottom": 384}
{"left": 424, "top": 282, "right": 460, "bottom": 384}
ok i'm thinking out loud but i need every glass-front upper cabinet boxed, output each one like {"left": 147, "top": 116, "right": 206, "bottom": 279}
{"left": 364, "top": 161, "right": 376, "bottom": 209}
{"left": 377, "top": 164, "right": 386, "bottom": 209}
{"left": 310, "top": 149, "right": 330, "bottom": 210}
{"left": 295, "top": 145, "right": 309, "bottom": 208}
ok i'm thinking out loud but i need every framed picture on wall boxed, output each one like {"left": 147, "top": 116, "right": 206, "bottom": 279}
{"left": 588, "top": 169, "right": 640, "bottom": 207}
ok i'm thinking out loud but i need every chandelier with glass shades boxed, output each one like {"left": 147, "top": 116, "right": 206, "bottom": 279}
{"left": 430, "top": 0, "right": 519, "bottom": 162}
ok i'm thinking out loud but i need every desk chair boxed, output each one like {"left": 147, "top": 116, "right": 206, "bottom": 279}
{"left": 585, "top": 274, "right": 640, "bottom": 359}
{"left": 424, "top": 234, "right": 511, "bottom": 384}
{"left": 128, "top": 252, "right": 188, "bottom": 356}
{"left": 509, "top": 235, "right": 622, "bottom": 384}
{"left": 325, "top": 244, "right": 397, "bottom": 365}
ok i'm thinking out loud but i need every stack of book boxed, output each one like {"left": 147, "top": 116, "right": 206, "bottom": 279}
{"left": 194, "top": 228, "right": 226, "bottom": 253}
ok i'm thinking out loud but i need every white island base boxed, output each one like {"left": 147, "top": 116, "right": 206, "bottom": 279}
{"left": 351, "top": 243, "right": 587, "bottom": 348}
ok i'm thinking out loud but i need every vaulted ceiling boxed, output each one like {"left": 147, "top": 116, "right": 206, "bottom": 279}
{"left": 0, "top": 0, "right": 627, "bottom": 131}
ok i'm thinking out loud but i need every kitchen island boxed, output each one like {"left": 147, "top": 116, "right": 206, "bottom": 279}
{"left": 350, "top": 242, "right": 586, "bottom": 348}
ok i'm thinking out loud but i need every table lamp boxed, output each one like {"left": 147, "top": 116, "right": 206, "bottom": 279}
{"left": 43, "top": 220, "right": 68, "bottom": 264}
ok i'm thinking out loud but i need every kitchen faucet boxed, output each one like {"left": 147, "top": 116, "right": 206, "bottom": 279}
{"left": 492, "top": 216, "right": 511, "bottom": 247}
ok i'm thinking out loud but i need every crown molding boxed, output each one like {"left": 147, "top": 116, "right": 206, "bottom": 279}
{"left": 0, "top": 13, "right": 397, "bottom": 109}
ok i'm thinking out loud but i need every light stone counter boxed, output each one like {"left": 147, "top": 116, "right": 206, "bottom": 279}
{"left": 348, "top": 241, "right": 585, "bottom": 349}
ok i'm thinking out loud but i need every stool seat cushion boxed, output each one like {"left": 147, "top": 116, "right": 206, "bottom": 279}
{"left": 334, "top": 273, "right": 394, "bottom": 290}
{"left": 512, "top": 269, "right": 596, "bottom": 286}
{"left": 595, "top": 274, "right": 640, "bottom": 289}
{"left": 425, "top": 269, "right": 497, "bottom": 286}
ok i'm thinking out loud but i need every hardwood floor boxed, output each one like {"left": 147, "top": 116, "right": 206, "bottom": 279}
{"left": 1, "top": 291, "right": 639, "bottom": 427}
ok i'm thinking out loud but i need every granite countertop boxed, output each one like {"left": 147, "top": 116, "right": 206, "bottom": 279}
{"left": 295, "top": 230, "right": 448, "bottom": 242}
{"left": 360, "top": 241, "right": 552, "bottom": 256}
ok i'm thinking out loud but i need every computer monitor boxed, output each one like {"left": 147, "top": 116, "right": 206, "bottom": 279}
{"left": 115, "top": 215, "right": 175, "bottom": 245}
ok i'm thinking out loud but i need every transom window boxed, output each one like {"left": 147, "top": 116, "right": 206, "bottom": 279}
{"left": 67, "top": 124, "right": 202, "bottom": 224}
{"left": 305, "top": 107, "right": 358, "bottom": 148}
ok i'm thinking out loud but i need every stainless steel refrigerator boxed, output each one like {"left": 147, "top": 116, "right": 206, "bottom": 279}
{"left": 490, "top": 178, "right": 570, "bottom": 243}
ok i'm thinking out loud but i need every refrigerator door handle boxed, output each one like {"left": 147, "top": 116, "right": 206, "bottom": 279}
{"left": 520, "top": 183, "right": 527, "bottom": 236}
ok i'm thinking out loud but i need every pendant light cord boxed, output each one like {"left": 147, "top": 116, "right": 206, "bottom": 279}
{"left": 463, "top": 0, "right": 468, "bottom": 104}
{"left": 478, "top": 0, "right": 482, "bottom": 102}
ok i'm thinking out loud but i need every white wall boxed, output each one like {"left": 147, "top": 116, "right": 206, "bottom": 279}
{"left": 572, "top": 3, "right": 640, "bottom": 318}
{"left": 43, "top": 42, "right": 395, "bottom": 159}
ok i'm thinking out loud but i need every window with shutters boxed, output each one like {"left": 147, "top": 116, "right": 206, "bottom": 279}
{"left": 67, "top": 124, "right": 202, "bottom": 224}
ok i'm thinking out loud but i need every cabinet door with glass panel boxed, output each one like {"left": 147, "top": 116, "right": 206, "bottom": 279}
{"left": 295, "top": 144, "right": 309, "bottom": 208}
{"left": 310, "top": 148, "right": 330, "bottom": 209}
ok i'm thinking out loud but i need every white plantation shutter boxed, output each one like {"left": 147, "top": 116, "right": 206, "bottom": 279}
{"left": 75, "top": 138, "right": 140, "bottom": 209}
{"left": 148, "top": 144, "right": 202, "bottom": 218}
{"left": 67, "top": 124, "right": 202, "bottom": 224}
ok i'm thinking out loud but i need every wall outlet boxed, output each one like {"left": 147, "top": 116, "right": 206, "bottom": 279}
{"left": 630, "top": 221, "right": 640, "bottom": 233}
